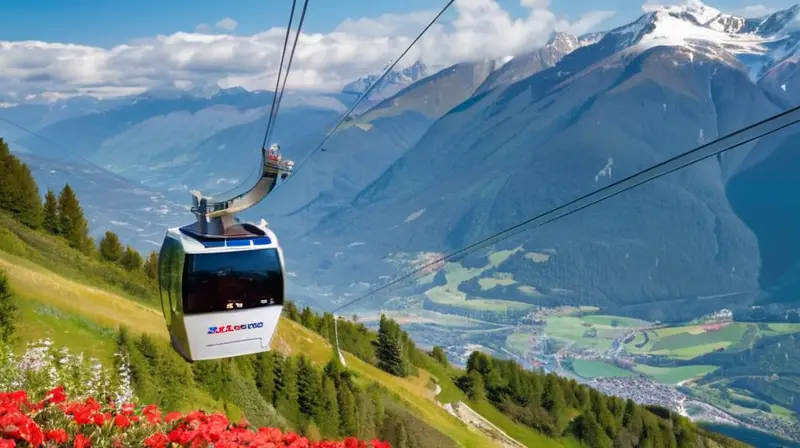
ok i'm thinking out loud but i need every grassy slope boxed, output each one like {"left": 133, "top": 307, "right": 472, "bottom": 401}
{"left": 0, "top": 226, "right": 514, "bottom": 448}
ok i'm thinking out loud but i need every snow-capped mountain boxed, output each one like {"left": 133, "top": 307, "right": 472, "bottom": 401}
{"left": 341, "top": 61, "right": 434, "bottom": 103}
{"left": 598, "top": 0, "right": 800, "bottom": 80}
{"left": 476, "top": 32, "right": 589, "bottom": 94}
{"left": 272, "top": 0, "right": 800, "bottom": 325}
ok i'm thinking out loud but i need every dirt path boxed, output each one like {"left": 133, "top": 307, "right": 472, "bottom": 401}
{"left": 442, "top": 401, "right": 527, "bottom": 448}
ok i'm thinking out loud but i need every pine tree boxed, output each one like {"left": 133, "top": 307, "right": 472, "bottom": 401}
{"left": 254, "top": 352, "right": 277, "bottom": 404}
{"left": 337, "top": 385, "right": 358, "bottom": 436}
{"left": 14, "top": 163, "right": 43, "bottom": 229}
{"left": 296, "top": 355, "right": 322, "bottom": 418}
{"left": 120, "top": 246, "right": 143, "bottom": 271}
{"left": 143, "top": 251, "right": 159, "bottom": 280}
{"left": 574, "top": 413, "right": 613, "bottom": 448}
{"left": 376, "top": 315, "right": 407, "bottom": 377}
{"left": 99, "top": 231, "right": 124, "bottom": 262}
{"left": 57, "top": 184, "right": 91, "bottom": 253}
{"left": 0, "top": 140, "right": 43, "bottom": 229}
{"left": 300, "top": 306, "right": 317, "bottom": 329}
{"left": 431, "top": 345, "right": 449, "bottom": 366}
{"left": 42, "top": 189, "right": 60, "bottom": 235}
{"left": 283, "top": 301, "right": 300, "bottom": 321}
{"left": 0, "top": 269, "right": 18, "bottom": 343}
{"left": 320, "top": 377, "right": 340, "bottom": 436}
{"left": 356, "top": 390, "right": 376, "bottom": 439}
{"left": 543, "top": 373, "right": 569, "bottom": 435}
{"left": 275, "top": 357, "right": 299, "bottom": 421}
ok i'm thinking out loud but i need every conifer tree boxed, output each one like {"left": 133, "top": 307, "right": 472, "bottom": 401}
{"left": 254, "top": 352, "right": 276, "bottom": 404}
{"left": 337, "top": 385, "right": 358, "bottom": 436}
{"left": 0, "top": 139, "right": 43, "bottom": 229}
{"left": 356, "top": 390, "right": 376, "bottom": 439}
{"left": 143, "top": 251, "right": 159, "bottom": 280}
{"left": 42, "top": 189, "right": 59, "bottom": 235}
{"left": 0, "top": 269, "right": 18, "bottom": 343}
{"left": 300, "top": 306, "right": 317, "bottom": 329}
{"left": 120, "top": 245, "right": 143, "bottom": 271}
{"left": 296, "top": 355, "right": 322, "bottom": 418}
{"left": 431, "top": 345, "right": 448, "bottom": 366}
{"left": 275, "top": 357, "right": 300, "bottom": 421}
{"left": 57, "top": 184, "right": 91, "bottom": 253}
{"left": 543, "top": 373, "right": 568, "bottom": 435}
{"left": 376, "top": 315, "right": 407, "bottom": 377}
{"left": 320, "top": 377, "right": 340, "bottom": 436}
{"left": 99, "top": 231, "right": 124, "bottom": 262}
{"left": 283, "top": 301, "right": 300, "bottom": 321}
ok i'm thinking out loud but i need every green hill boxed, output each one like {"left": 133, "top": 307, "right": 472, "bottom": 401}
{"left": 0, "top": 207, "right": 508, "bottom": 447}
{"left": 0, "top": 137, "right": 749, "bottom": 448}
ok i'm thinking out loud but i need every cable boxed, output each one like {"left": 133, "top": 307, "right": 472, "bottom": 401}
{"left": 213, "top": 0, "right": 310, "bottom": 200}
{"left": 285, "top": 0, "right": 455, "bottom": 183}
{"left": 330, "top": 104, "right": 800, "bottom": 315}
{"left": 264, "top": 0, "right": 310, "bottom": 149}
{"left": 261, "top": 0, "right": 298, "bottom": 152}
{"left": 0, "top": 115, "right": 97, "bottom": 167}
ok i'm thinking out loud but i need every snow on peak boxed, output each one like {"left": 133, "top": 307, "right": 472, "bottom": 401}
{"left": 643, "top": 0, "right": 722, "bottom": 26}
{"left": 609, "top": 1, "right": 767, "bottom": 59}
{"left": 342, "top": 61, "right": 433, "bottom": 100}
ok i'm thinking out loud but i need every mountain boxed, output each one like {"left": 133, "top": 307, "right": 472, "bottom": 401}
{"left": 475, "top": 32, "right": 585, "bottom": 95}
{"left": 278, "top": 1, "right": 800, "bottom": 325}
{"left": 8, "top": 88, "right": 345, "bottom": 200}
{"left": 341, "top": 61, "right": 432, "bottom": 103}
{"left": 19, "top": 153, "right": 186, "bottom": 253}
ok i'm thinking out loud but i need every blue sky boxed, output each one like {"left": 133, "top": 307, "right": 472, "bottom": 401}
{"left": 3, "top": 0, "right": 795, "bottom": 47}
{"left": 1, "top": 0, "right": 798, "bottom": 102}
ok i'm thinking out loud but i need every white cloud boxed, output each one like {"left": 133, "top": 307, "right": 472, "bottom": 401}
{"left": 731, "top": 4, "right": 778, "bottom": 17}
{"left": 216, "top": 17, "right": 238, "bottom": 31}
{"left": 0, "top": 0, "right": 616, "bottom": 100}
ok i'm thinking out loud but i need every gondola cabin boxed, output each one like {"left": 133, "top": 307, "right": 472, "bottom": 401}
{"left": 158, "top": 221, "right": 285, "bottom": 362}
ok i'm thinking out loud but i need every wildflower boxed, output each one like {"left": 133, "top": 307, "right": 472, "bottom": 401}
{"left": 113, "top": 414, "right": 130, "bottom": 429}
{"left": 45, "top": 429, "right": 68, "bottom": 444}
{"left": 73, "top": 433, "right": 91, "bottom": 448}
{"left": 0, "top": 384, "right": 391, "bottom": 448}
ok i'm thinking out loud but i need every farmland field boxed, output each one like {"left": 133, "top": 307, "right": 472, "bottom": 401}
{"left": 570, "top": 359, "right": 635, "bottom": 378}
{"left": 580, "top": 315, "right": 652, "bottom": 327}
{"left": 633, "top": 364, "right": 719, "bottom": 384}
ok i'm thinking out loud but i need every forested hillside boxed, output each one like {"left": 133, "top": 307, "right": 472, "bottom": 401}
{"left": 0, "top": 136, "right": 750, "bottom": 447}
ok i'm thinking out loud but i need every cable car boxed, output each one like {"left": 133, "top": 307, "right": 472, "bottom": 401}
{"left": 158, "top": 144, "right": 293, "bottom": 362}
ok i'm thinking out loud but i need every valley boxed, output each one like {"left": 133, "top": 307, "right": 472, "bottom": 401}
{"left": 2, "top": 0, "right": 800, "bottom": 445}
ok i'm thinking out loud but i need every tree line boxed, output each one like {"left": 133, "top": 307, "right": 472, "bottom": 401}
{"left": 115, "top": 326, "right": 455, "bottom": 448}
{"left": 0, "top": 138, "right": 159, "bottom": 284}
{"left": 284, "top": 301, "right": 747, "bottom": 448}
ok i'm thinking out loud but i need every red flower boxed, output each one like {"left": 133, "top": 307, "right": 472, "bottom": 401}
{"left": 73, "top": 434, "right": 91, "bottom": 448}
{"left": 45, "top": 386, "right": 67, "bottom": 405}
{"left": 0, "top": 385, "right": 392, "bottom": 448}
{"left": 113, "top": 414, "right": 131, "bottom": 429}
{"left": 91, "top": 413, "right": 105, "bottom": 426}
{"left": 8, "top": 392, "right": 26, "bottom": 405}
{"left": 164, "top": 412, "right": 182, "bottom": 423}
{"left": 45, "top": 429, "right": 69, "bottom": 444}
{"left": 144, "top": 432, "right": 168, "bottom": 448}
{"left": 121, "top": 403, "right": 135, "bottom": 415}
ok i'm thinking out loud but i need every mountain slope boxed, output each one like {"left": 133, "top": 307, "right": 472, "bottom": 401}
{"left": 18, "top": 153, "right": 185, "bottom": 253}
{"left": 287, "top": 2, "right": 800, "bottom": 323}
{"left": 0, "top": 215, "right": 502, "bottom": 448}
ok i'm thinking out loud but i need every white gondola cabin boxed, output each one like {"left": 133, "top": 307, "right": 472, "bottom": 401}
{"left": 158, "top": 144, "right": 292, "bottom": 362}
{"left": 158, "top": 222, "right": 285, "bottom": 362}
